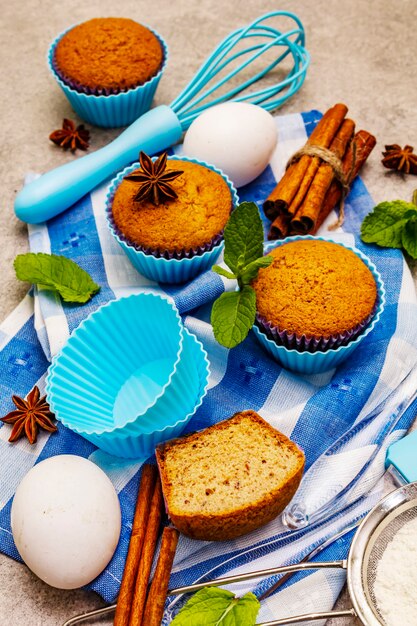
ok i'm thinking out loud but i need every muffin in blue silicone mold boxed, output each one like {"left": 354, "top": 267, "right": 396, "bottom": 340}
{"left": 48, "top": 18, "right": 167, "bottom": 128}
{"left": 106, "top": 154, "right": 239, "bottom": 284}
{"left": 251, "top": 236, "right": 385, "bottom": 374}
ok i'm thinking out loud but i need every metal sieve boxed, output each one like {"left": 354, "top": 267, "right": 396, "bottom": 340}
{"left": 257, "top": 481, "right": 417, "bottom": 625}
{"left": 63, "top": 482, "right": 417, "bottom": 626}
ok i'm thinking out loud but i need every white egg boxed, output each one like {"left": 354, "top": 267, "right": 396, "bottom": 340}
{"left": 183, "top": 102, "right": 278, "bottom": 188}
{"left": 11, "top": 455, "right": 121, "bottom": 589}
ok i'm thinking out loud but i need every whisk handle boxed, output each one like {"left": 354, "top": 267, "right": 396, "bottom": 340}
{"left": 14, "top": 105, "right": 182, "bottom": 224}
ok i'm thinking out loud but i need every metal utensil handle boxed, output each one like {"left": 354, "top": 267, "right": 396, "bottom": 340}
{"left": 169, "top": 559, "right": 347, "bottom": 595}
{"left": 62, "top": 560, "right": 347, "bottom": 625}
{"left": 259, "top": 519, "right": 361, "bottom": 601}
{"left": 62, "top": 604, "right": 356, "bottom": 626}
{"left": 63, "top": 605, "right": 114, "bottom": 625}
{"left": 258, "top": 608, "right": 357, "bottom": 625}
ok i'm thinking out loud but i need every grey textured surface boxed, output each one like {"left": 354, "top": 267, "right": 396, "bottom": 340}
{"left": 1, "top": 0, "right": 417, "bottom": 624}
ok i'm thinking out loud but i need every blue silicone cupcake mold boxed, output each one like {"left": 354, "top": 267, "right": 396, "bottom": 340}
{"left": 45, "top": 293, "right": 183, "bottom": 428}
{"left": 252, "top": 236, "right": 386, "bottom": 374}
{"left": 48, "top": 24, "right": 168, "bottom": 128}
{"left": 46, "top": 294, "right": 211, "bottom": 458}
{"left": 83, "top": 329, "right": 209, "bottom": 458}
{"left": 106, "top": 156, "right": 239, "bottom": 284}
{"left": 47, "top": 323, "right": 210, "bottom": 459}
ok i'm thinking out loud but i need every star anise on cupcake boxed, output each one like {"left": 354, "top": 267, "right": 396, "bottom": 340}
{"left": 1, "top": 386, "right": 57, "bottom": 444}
{"left": 125, "top": 151, "right": 184, "bottom": 205}
{"left": 49, "top": 118, "right": 90, "bottom": 152}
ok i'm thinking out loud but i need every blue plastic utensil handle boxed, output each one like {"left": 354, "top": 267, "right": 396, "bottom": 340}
{"left": 386, "top": 430, "right": 417, "bottom": 484}
{"left": 14, "top": 105, "right": 182, "bottom": 224}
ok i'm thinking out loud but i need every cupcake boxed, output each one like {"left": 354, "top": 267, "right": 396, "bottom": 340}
{"left": 49, "top": 18, "right": 167, "bottom": 127}
{"left": 106, "top": 152, "right": 239, "bottom": 283}
{"left": 251, "top": 237, "right": 385, "bottom": 373}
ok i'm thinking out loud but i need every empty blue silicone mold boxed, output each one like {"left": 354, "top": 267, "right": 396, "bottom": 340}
{"left": 46, "top": 294, "right": 211, "bottom": 457}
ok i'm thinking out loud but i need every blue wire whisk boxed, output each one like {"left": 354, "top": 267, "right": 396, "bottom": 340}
{"left": 15, "top": 11, "right": 309, "bottom": 224}
{"left": 171, "top": 11, "right": 309, "bottom": 129}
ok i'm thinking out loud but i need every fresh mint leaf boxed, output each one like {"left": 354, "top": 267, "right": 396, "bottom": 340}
{"left": 223, "top": 202, "right": 265, "bottom": 273}
{"left": 240, "top": 256, "right": 273, "bottom": 285}
{"left": 212, "top": 265, "right": 237, "bottom": 280}
{"left": 211, "top": 286, "right": 256, "bottom": 349}
{"left": 171, "top": 587, "right": 260, "bottom": 626}
{"left": 361, "top": 200, "right": 417, "bottom": 248}
{"left": 402, "top": 218, "right": 417, "bottom": 259}
{"left": 14, "top": 253, "right": 100, "bottom": 304}
{"left": 211, "top": 202, "right": 270, "bottom": 349}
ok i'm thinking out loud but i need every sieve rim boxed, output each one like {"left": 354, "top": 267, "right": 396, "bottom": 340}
{"left": 346, "top": 481, "right": 417, "bottom": 626}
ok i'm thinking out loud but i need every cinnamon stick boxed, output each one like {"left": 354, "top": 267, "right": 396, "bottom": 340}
{"left": 263, "top": 103, "right": 348, "bottom": 219}
{"left": 290, "top": 118, "right": 355, "bottom": 234}
{"left": 114, "top": 464, "right": 157, "bottom": 626}
{"left": 129, "top": 476, "right": 164, "bottom": 626}
{"left": 285, "top": 156, "right": 321, "bottom": 219}
{"left": 141, "top": 527, "right": 179, "bottom": 626}
{"left": 313, "top": 130, "right": 376, "bottom": 233}
{"left": 268, "top": 213, "right": 291, "bottom": 240}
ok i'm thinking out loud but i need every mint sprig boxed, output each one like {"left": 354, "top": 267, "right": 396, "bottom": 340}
{"left": 211, "top": 286, "right": 256, "bottom": 349}
{"left": 361, "top": 197, "right": 417, "bottom": 258}
{"left": 211, "top": 202, "right": 272, "bottom": 349}
{"left": 171, "top": 587, "right": 260, "bottom": 626}
{"left": 14, "top": 253, "right": 100, "bottom": 304}
{"left": 223, "top": 201, "right": 265, "bottom": 274}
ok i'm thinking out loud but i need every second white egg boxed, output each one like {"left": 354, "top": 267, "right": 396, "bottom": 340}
{"left": 183, "top": 102, "right": 278, "bottom": 188}
{"left": 11, "top": 455, "right": 121, "bottom": 590}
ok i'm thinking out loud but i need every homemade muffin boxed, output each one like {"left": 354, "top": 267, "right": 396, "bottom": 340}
{"left": 53, "top": 17, "right": 164, "bottom": 93}
{"left": 156, "top": 410, "right": 305, "bottom": 541}
{"left": 252, "top": 239, "right": 378, "bottom": 343}
{"left": 111, "top": 159, "right": 233, "bottom": 255}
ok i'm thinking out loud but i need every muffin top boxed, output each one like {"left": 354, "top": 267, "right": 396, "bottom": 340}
{"left": 54, "top": 17, "right": 163, "bottom": 91}
{"left": 252, "top": 240, "right": 377, "bottom": 337}
{"left": 111, "top": 160, "right": 232, "bottom": 253}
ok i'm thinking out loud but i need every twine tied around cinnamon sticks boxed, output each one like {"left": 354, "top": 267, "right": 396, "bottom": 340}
{"left": 286, "top": 144, "right": 351, "bottom": 193}
{"left": 286, "top": 141, "right": 357, "bottom": 230}
{"left": 263, "top": 103, "right": 376, "bottom": 240}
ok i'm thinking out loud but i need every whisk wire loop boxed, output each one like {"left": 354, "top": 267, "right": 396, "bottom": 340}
{"left": 170, "top": 11, "right": 310, "bottom": 129}
{"left": 179, "top": 27, "right": 303, "bottom": 115}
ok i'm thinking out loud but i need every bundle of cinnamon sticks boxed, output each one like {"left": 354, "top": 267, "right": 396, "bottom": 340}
{"left": 263, "top": 103, "right": 376, "bottom": 239}
{"left": 114, "top": 464, "right": 179, "bottom": 626}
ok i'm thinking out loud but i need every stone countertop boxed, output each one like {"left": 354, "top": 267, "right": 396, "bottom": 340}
{"left": 1, "top": 0, "right": 416, "bottom": 624}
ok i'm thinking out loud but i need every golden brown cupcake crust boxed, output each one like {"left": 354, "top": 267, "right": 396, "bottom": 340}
{"left": 111, "top": 160, "right": 232, "bottom": 253}
{"left": 252, "top": 240, "right": 377, "bottom": 337}
{"left": 54, "top": 18, "right": 163, "bottom": 91}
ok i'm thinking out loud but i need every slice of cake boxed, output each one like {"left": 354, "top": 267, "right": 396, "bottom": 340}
{"left": 155, "top": 410, "right": 305, "bottom": 541}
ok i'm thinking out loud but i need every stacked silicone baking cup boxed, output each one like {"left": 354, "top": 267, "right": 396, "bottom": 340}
{"left": 106, "top": 155, "right": 239, "bottom": 284}
{"left": 252, "top": 236, "right": 386, "bottom": 374}
{"left": 45, "top": 293, "right": 210, "bottom": 459}
{"left": 48, "top": 25, "right": 168, "bottom": 128}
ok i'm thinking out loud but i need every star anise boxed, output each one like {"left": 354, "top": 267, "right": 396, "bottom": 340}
{"left": 382, "top": 144, "right": 417, "bottom": 175}
{"left": 1, "top": 386, "right": 57, "bottom": 444}
{"left": 124, "top": 151, "right": 184, "bottom": 205}
{"left": 49, "top": 118, "right": 90, "bottom": 152}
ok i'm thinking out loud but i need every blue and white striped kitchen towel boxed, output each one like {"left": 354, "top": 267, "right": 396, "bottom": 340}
{"left": 1, "top": 110, "right": 417, "bottom": 624}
